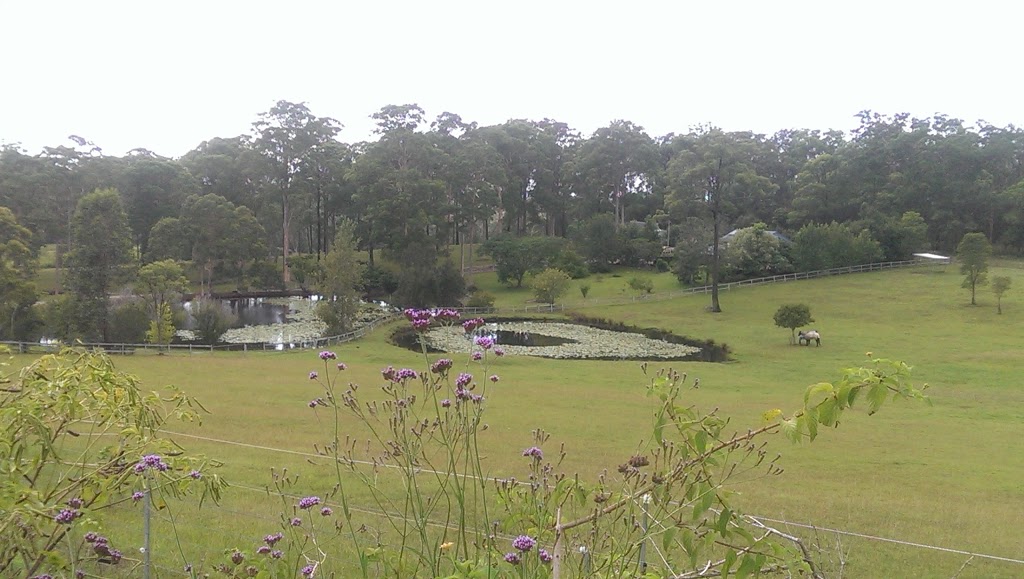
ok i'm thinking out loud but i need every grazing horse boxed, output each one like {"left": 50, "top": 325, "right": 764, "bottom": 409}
{"left": 797, "top": 330, "right": 821, "bottom": 346}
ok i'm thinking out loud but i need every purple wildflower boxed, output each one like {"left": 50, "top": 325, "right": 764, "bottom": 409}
{"left": 319, "top": 351, "right": 337, "bottom": 360}
{"left": 512, "top": 535, "right": 536, "bottom": 552}
{"left": 462, "top": 318, "right": 485, "bottom": 333}
{"left": 135, "top": 454, "right": 170, "bottom": 474}
{"left": 455, "top": 387, "right": 471, "bottom": 401}
{"left": 308, "top": 400, "right": 318, "bottom": 408}
{"left": 271, "top": 550, "right": 283, "bottom": 559}
{"left": 31, "top": 575, "right": 53, "bottom": 579}
{"left": 84, "top": 532, "right": 99, "bottom": 543}
{"left": 290, "top": 517, "right": 302, "bottom": 526}
{"left": 473, "top": 335, "right": 494, "bottom": 350}
{"left": 396, "top": 368, "right": 418, "bottom": 381}
{"left": 504, "top": 552, "right": 521, "bottom": 565}
{"left": 489, "top": 374, "right": 499, "bottom": 382}
{"left": 336, "top": 362, "right": 347, "bottom": 371}
{"left": 494, "top": 347, "right": 506, "bottom": 357}
{"left": 67, "top": 497, "right": 83, "bottom": 509}
{"left": 257, "top": 545, "right": 271, "bottom": 555}
{"left": 381, "top": 366, "right": 397, "bottom": 381}
{"left": 522, "top": 446, "right": 544, "bottom": 460}
{"left": 301, "top": 564, "right": 315, "bottom": 577}
{"left": 108, "top": 548, "right": 122, "bottom": 564}
{"left": 441, "top": 399, "right": 451, "bottom": 408}
{"left": 231, "top": 550, "right": 244, "bottom": 565}
{"left": 54, "top": 508, "right": 77, "bottom": 524}
{"left": 308, "top": 371, "right": 319, "bottom": 380}
{"left": 245, "top": 565, "right": 258, "bottom": 577}
{"left": 412, "top": 318, "right": 432, "bottom": 331}
{"left": 298, "top": 496, "right": 321, "bottom": 510}
{"left": 430, "top": 358, "right": 453, "bottom": 374}
{"left": 76, "top": 570, "right": 86, "bottom": 579}
{"left": 435, "top": 308, "right": 461, "bottom": 322}
{"left": 264, "top": 532, "right": 283, "bottom": 546}
{"left": 132, "top": 491, "right": 145, "bottom": 502}
{"left": 471, "top": 351, "right": 482, "bottom": 361}
{"left": 455, "top": 373, "right": 473, "bottom": 388}
{"left": 189, "top": 470, "right": 202, "bottom": 480}
{"left": 471, "top": 394, "right": 484, "bottom": 403}
{"left": 539, "top": 548, "right": 552, "bottom": 563}
{"left": 320, "top": 506, "right": 333, "bottom": 516}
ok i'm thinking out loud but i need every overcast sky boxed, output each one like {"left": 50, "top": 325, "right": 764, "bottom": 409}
{"left": 2, "top": 0, "right": 1020, "bottom": 157}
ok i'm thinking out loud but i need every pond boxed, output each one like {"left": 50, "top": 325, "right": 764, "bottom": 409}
{"left": 180, "top": 298, "right": 297, "bottom": 330}
{"left": 391, "top": 317, "right": 731, "bottom": 362}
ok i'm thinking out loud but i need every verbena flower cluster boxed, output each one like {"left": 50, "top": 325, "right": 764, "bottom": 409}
{"left": 405, "top": 307, "right": 461, "bottom": 331}
{"left": 133, "top": 454, "right": 169, "bottom": 474}
{"left": 298, "top": 496, "right": 321, "bottom": 510}
{"left": 85, "top": 532, "right": 121, "bottom": 564}
{"left": 522, "top": 446, "right": 544, "bottom": 460}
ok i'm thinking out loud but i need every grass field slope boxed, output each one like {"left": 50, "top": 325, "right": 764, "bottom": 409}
{"left": 13, "top": 263, "right": 1024, "bottom": 578}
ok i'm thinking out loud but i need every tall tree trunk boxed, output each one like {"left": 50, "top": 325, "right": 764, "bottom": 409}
{"left": 710, "top": 210, "right": 722, "bottom": 313}
{"left": 282, "top": 192, "right": 291, "bottom": 284}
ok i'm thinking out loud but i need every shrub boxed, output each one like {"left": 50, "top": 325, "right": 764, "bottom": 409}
{"left": 107, "top": 299, "right": 149, "bottom": 344}
{"left": 190, "top": 300, "right": 235, "bottom": 344}
{"left": 579, "top": 284, "right": 591, "bottom": 299}
{"left": 655, "top": 258, "right": 670, "bottom": 273}
{"left": 465, "top": 291, "right": 496, "bottom": 309}
{"left": 530, "top": 268, "right": 571, "bottom": 304}
{"left": 628, "top": 276, "right": 654, "bottom": 294}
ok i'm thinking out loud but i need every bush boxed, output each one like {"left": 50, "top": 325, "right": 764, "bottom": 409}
{"left": 655, "top": 258, "right": 670, "bottom": 273}
{"left": 361, "top": 263, "right": 399, "bottom": 298}
{"left": 107, "top": 299, "right": 149, "bottom": 344}
{"left": 190, "top": 300, "right": 235, "bottom": 345}
{"left": 530, "top": 268, "right": 571, "bottom": 304}
{"left": 628, "top": 276, "right": 654, "bottom": 294}
{"left": 549, "top": 248, "right": 589, "bottom": 279}
{"left": 465, "top": 291, "right": 496, "bottom": 309}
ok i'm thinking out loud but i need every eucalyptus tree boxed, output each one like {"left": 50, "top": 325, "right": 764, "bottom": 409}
{"left": 349, "top": 104, "right": 447, "bottom": 263}
{"left": 0, "top": 206, "right": 38, "bottom": 339}
{"left": 476, "top": 119, "right": 568, "bottom": 236}
{"left": 666, "top": 128, "right": 776, "bottom": 312}
{"left": 572, "top": 120, "right": 661, "bottom": 227}
{"left": 252, "top": 100, "right": 342, "bottom": 283}
{"left": 175, "top": 194, "right": 267, "bottom": 292}
{"left": 117, "top": 153, "right": 197, "bottom": 256}
{"left": 65, "top": 188, "right": 134, "bottom": 341}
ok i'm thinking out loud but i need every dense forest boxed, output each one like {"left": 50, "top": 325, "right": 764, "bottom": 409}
{"left": 1, "top": 101, "right": 1023, "bottom": 340}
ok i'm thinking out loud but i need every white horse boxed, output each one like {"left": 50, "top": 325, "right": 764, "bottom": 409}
{"left": 797, "top": 330, "right": 821, "bottom": 346}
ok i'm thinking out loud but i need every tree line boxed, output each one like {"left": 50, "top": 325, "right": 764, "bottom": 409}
{"left": 1, "top": 102, "right": 1022, "bottom": 338}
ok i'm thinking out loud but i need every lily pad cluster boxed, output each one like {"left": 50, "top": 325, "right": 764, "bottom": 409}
{"left": 424, "top": 321, "right": 701, "bottom": 360}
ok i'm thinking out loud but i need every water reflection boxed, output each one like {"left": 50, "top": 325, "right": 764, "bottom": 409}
{"left": 180, "top": 298, "right": 297, "bottom": 330}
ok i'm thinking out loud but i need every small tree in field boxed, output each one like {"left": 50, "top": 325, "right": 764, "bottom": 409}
{"left": 774, "top": 303, "right": 814, "bottom": 344}
{"left": 992, "top": 276, "right": 1012, "bottom": 314}
{"left": 530, "top": 268, "right": 571, "bottom": 304}
{"left": 145, "top": 301, "right": 176, "bottom": 349}
{"left": 956, "top": 232, "right": 991, "bottom": 305}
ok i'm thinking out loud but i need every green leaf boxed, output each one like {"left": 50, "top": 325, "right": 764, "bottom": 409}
{"left": 867, "top": 383, "right": 888, "bottom": 414}
{"left": 781, "top": 417, "right": 800, "bottom": 443}
{"left": 804, "top": 382, "right": 834, "bottom": 407}
{"left": 695, "top": 430, "right": 708, "bottom": 454}
{"left": 716, "top": 507, "right": 732, "bottom": 536}
{"left": 662, "top": 527, "right": 677, "bottom": 553}
{"left": 736, "top": 553, "right": 761, "bottom": 579}
{"left": 654, "top": 410, "right": 667, "bottom": 445}
{"left": 723, "top": 549, "right": 737, "bottom": 578}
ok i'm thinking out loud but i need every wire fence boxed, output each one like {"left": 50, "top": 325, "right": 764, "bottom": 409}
{"left": 101, "top": 425, "right": 1022, "bottom": 578}
{"left": 4, "top": 257, "right": 945, "bottom": 356}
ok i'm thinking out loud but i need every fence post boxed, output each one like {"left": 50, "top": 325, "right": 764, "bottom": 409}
{"left": 143, "top": 487, "right": 152, "bottom": 579}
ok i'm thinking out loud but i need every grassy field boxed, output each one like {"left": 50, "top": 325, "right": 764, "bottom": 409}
{"left": 11, "top": 263, "right": 1024, "bottom": 577}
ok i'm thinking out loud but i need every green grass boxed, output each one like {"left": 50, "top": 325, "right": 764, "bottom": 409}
{"left": 11, "top": 264, "right": 1024, "bottom": 577}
